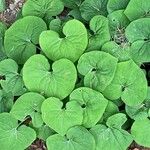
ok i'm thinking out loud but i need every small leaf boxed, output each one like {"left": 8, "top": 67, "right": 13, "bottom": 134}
{"left": 23, "top": 54, "right": 77, "bottom": 99}
{"left": 4, "top": 16, "right": 47, "bottom": 64}
{"left": 11, "top": 92, "right": 45, "bottom": 128}
{"left": 80, "top": 0, "right": 108, "bottom": 21}
{"left": 41, "top": 97, "right": 83, "bottom": 135}
{"left": 40, "top": 19, "right": 88, "bottom": 62}
{"left": 46, "top": 126, "right": 95, "bottom": 150}
{"left": 22, "top": 0, "right": 64, "bottom": 18}
{"left": 131, "top": 118, "right": 150, "bottom": 147}
{"left": 70, "top": 87, "right": 108, "bottom": 128}
{"left": 0, "top": 113, "right": 36, "bottom": 150}
{"left": 77, "top": 51, "right": 118, "bottom": 92}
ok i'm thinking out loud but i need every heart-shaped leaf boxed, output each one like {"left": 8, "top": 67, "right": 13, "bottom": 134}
{"left": 22, "top": 0, "right": 64, "bottom": 18}
{"left": 107, "top": 0, "right": 130, "bottom": 13}
{"left": 4, "top": 16, "right": 47, "bottom": 64}
{"left": 77, "top": 51, "right": 118, "bottom": 92}
{"left": 0, "top": 113, "right": 36, "bottom": 150}
{"left": 125, "top": 18, "right": 150, "bottom": 63}
{"left": 46, "top": 126, "right": 95, "bottom": 150}
{"left": 90, "top": 114, "right": 133, "bottom": 150}
{"left": 40, "top": 19, "right": 88, "bottom": 62}
{"left": 124, "top": 0, "right": 150, "bottom": 21}
{"left": 23, "top": 54, "right": 77, "bottom": 99}
{"left": 41, "top": 97, "right": 83, "bottom": 135}
{"left": 103, "top": 60, "right": 147, "bottom": 106}
{"left": 0, "top": 59, "right": 26, "bottom": 96}
{"left": 11, "top": 92, "right": 45, "bottom": 128}
{"left": 131, "top": 118, "right": 150, "bottom": 147}
{"left": 80, "top": 0, "right": 108, "bottom": 21}
{"left": 87, "top": 15, "right": 110, "bottom": 51}
{"left": 70, "top": 87, "right": 108, "bottom": 128}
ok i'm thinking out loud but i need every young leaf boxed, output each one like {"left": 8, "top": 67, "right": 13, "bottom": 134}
{"left": 131, "top": 118, "right": 150, "bottom": 147}
{"left": 103, "top": 60, "right": 147, "bottom": 106}
{"left": 80, "top": 0, "right": 108, "bottom": 21}
{"left": 77, "top": 51, "right": 118, "bottom": 92}
{"left": 70, "top": 87, "right": 108, "bottom": 128}
{"left": 40, "top": 19, "right": 88, "bottom": 62}
{"left": 41, "top": 97, "right": 83, "bottom": 136}
{"left": 10, "top": 92, "right": 45, "bottom": 128}
{"left": 46, "top": 126, "right": 95, "bottom": 150}
{"left": 4, "top": 16, "right": 47, "bottom": 64}
{"left": 124, "top": 0, "right": 150, "bottom": 21}
{"left": 23, "top": 54, "right": 77, "bottom": 99}
{"left": 22, "top": 0, "right": 64, "bottom": 18}
{"left": 0, "top": 113, "right": 36, "bottom": 150}
{"left": 90, "top": 114, "right": 133, "bottom": 150}
{"left": 87, "top": 15, "right": 110, "bottom": 51}
{"left": 125, "top": 18, "right": 150, "bottom": 63}
{"left": 107, "top": 0, "right": 130, "bottom": 13}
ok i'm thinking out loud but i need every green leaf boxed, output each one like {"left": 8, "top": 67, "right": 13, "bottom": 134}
{"left": 46, "top": 126, "right": 95, "bottom": 150}
{"left": 77, "top": 51, "right": 118, "bottom": 92}
{"left": 0, "top": 59, "right": 26, "bottom": 96}
{"left": 87, "top": 15, "right": 110, "bottom": 51}
{"left": 101, "top": 41, "right": 131, "bottom": 62}
{"left": 108, "top": 10, "right": 130, "bottom": 38}
{"left": 36, "top": 125, "right": 55, "bottom": 141}
{"left": 90, "top": 114, "right": 133, "bottom": 150}
{"left": 62, "top": 0, "right": 83, "bottom": 9}
{"left": 23, "top": 54, "right": 77, "bottom": 99}
{"left": 22, "top": 0, "right": 64, "bottom": 18}
{"left": 107, "top": 0, "right": 130, "bottom": 13}
{"left": 131, "top": 118, "right": 150, "bottom": 147}
{"left": 4, "top": 16, "right": 47, "bottom": 64}
{"left": 103, "top": 60, "right": 147, "bottom": 106}
{"left": 125, "top": 18, "right": 150, "bottom": 63}
{"left": 0, "top": 90, "right": 14, "bottom": 113}
{"left": 41, "top": 97, "right": 83, "bottom": 135}
{"left": 0, "top": 0, "right": 5, "bottom": 12}
{"left": 70, "top": 87, "right": 108, "bottom": 128}
{"left": 80, "top": 0, "right": 108, "bottom": 21}
{"left": 124, "top": 0, "right": 150, "bottom": 21}
{"left": 11, "top": 92, "right": 45, "bottom": 128}
{"left": 0, "top": 113, "right": 36, "bottom": 150}
{"left": 40, "top": 19, "right": 88, "bottom": 62}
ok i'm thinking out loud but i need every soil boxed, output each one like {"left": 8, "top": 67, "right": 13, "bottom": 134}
{"left": 0, "top": 1, "right": 150, "bottom": 150}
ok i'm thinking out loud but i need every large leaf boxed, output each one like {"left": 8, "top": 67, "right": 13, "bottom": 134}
{"left": 0, "top": 59, "right": 26, "bottom": 96}
{"left": 4, "top": 16, "right": 47, "bottom": 64}
{"left": 103, "top": 60, "right": 147, "bottom": 106}
{"left": 46, "top": 126, "right": 95, "bottom": 150}
{"left": 11, "top": 92, "right": 45, "bottom": 127}
{"left": 80, "top": 0, "right": 108, "bottom": 21}
{"left": 131, "top": 118, "right": 150, "bottom": 147}
{"left": 23, "top": 54, "right": 77, "bottom": 99}
{"left": 40, "top": 19, "right": 88, "bottom": 62}
{"left": 90, "top": 114, "right": 133, "bottom": 150}
{"left": 70, "top": 87, "right": 108, "bottom": 128}
{"left": 22, "top": 0, "right": 64, "bottom": 18}
{"left": 124, "top": 0, "right": 150, "bottom": 21}
{"left": 125, "top": 18, "right": 150, "bottom": 63}
{"left": 87, "top": 15, "right": 110, "bottom": 51}
{"left": 41, "top": 97, "right": 83, "bottom": 135}
{"left": 0, "top": 113, "right": 36, "bottom": 150}
{"left": 107, "top": 0, "right": 130, "bottom": 13}
{"left": 77, "top": 51, "right": 118, "bottom": 92}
